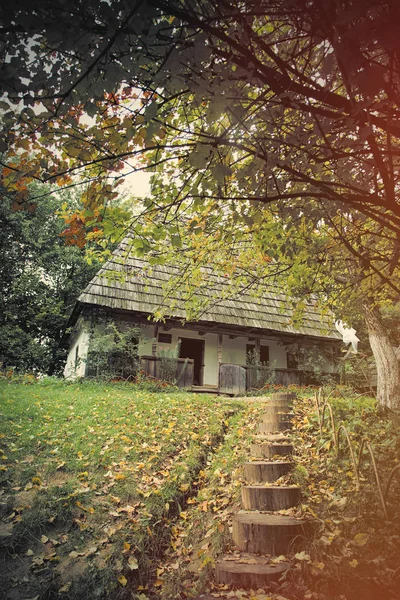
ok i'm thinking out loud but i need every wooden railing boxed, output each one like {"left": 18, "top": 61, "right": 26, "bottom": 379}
{"left": 140, "top": 356, "right": 194, "bottom": 388}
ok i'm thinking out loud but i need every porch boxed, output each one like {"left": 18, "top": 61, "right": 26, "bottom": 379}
{"left": 140, "top": 355, "right": 303, "bottom": 394}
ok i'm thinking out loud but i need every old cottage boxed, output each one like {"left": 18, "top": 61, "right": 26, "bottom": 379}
{"left": 64, "top": 240, "right": 342, "bottom": 392}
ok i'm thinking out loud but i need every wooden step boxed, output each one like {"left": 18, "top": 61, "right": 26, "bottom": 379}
{"left": 241, "top": 484, "right": 301, "bottom": 511}
{"left": 270, "top": 392, "right": 296, "bottom": 404}
{"left": 232, "top": 511, "right": 311, "bottom": 554}
{"left": 258, "top": 420, "right": 291, "bottom": 433}
{"left": 244, "top": 460, "right": 293, "bottom": 483}
{"left": 260, "top": 411, "right": 293, "bottom": 423}
{"left": 261, "top": 405, "right": 292, "bottom": 415}
{"left": 250, "top": 443, "right": 293, "bottom": 458}
{"left": 216, "top": 554, "right": 289, "bottom": 588}
{"left": 253, "top": 433, "right": 291, "bottom": 442}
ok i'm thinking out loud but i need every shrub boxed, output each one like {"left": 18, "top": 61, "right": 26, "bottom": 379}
{"left": 85, "top": 319, "right": 140, "bottom": 380}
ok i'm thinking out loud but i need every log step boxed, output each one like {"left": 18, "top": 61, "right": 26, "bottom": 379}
{"left": 258, "top": 420, "right": 291, "bottom": 433}
{"left": 253, "top": 433, "right": 291, "bottom": 442}
{"left": 216, "top": 554, "right": 289, "bottom": 588}
{"left": 232, "top": 511, "right": 312, "bottom": 555}
{"left": 250, "top": 443, "right": 293, "bottom": 458}
{"left": 261, "top": 405, "right": 292, "bottom": 415}
{"left": 244, "top": 460, "right": 293, "bottom": 483}
{"left": 260, "top": 412, "right": 293, "bottom": 423}
{"left": 270, "top": 392, "right": 296, "bottom": 404}
{"left": 241, "top": 485, "right": 301, "bottom": 511}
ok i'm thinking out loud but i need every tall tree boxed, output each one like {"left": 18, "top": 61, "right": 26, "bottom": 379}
{"left": 1, "top": 0, "right": 400, "bottom": 404}
{"left": 0, "top": 185, "right": 99, "bottom": 374}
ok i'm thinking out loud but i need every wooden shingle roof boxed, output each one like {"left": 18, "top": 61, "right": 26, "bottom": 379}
{"left": 78, "top": 242, "right": 341, "bottom": 341}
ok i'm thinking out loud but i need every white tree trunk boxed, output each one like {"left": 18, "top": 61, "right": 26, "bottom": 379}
{"left": 362, "top": 302, "right": 400, "bottom": 410}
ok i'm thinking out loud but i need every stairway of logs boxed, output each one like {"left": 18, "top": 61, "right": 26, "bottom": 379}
{"left": 214, "top": 393, "right": 312, "bottom": 590}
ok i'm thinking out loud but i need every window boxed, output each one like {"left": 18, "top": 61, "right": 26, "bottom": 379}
{"left": 246, "top": 344, "right": 270, "bottom": 365}
{"left": 158, "top": 333, "right": 172, "bottom": 344}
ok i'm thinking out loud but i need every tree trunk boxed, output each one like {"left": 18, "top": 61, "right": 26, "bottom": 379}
{"left": 362, "top": 302, "right": 400, "bottom": 410}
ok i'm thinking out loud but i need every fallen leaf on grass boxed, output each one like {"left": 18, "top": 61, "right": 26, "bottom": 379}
{"left": 127, "top": 556, "right": 139, "bottom": 570}
{"left": 349, "top": 559, "right": 358, "bottom": 568}
{"left": 59, "top": 582, "right": 71, "bottom": 594}
{"left": 76, "top": 500, "right": 95, "bottom": 513}
{"left": 118, "top": 575, "right": 127, "bottom": 586}
{"left": 354, "top": 533, "right": 369, "bottom": 546}
{"left": 69, "top": 550, "right": 86, "bottom": 558}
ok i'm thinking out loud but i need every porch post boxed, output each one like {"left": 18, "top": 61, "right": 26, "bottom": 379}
{"left": 152, "top": 324, "right": 159, "bottom": 357}
{"left": 217, "top": 333, "right": 223, "bottom": 389}
{"left": 217, "top": 333, "right": 223, "bottom": 365}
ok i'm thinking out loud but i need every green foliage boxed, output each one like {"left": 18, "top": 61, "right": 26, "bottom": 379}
{"left": 0, "top": 379, "right": 251, "bottom": 599}
{"left": 246, "top": 348, "right": 275, "bottom": 390}
{"left": 285, "top": 343, "right": 338, "bottom": 386}
{"left": 85, "top": 318, "right": 140, "bottom": 380}
{"left": 157, "top": 342, "right": 181, "bottom": 384}
{"left": 0, "top": 186, "right": 99, "bottom": 374}
{"left": 288, "top": 389, "right": 400, "bottom": 599}
{"left": 133, "top": 370, "right": 178, "bottom": 393}
{"left": 2, "top": 1, "right": 400, "bottom": 406}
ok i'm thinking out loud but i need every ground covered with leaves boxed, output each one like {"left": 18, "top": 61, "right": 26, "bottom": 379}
{"left": 146, "top": 389, "right": 400, "bottom": 600}
{"left": 283, "top": 391, "right": 400, "bottom": 600}
{"left": 0, "top": 380, "right": 263, "bottom": 600}
{"left": 1, "top": 382, "right": 399, "bottom": 600}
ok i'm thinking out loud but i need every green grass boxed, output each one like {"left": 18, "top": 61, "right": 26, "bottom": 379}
{"left": 0, "top": 379, "right": 264, "bottom": 599}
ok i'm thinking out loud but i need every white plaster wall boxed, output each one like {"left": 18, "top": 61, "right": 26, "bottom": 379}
{"left": 64, "top": 317, "right": 91, "bottom": 378}
{"left": 222, "top": 336, "right": 246, "bottom": 365}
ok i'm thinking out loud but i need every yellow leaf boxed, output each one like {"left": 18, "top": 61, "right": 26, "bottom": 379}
{"left": 115, "top": 473, "right": 126, "bottom": 481}
{"left": 76, "top": 500, "right": 95, "bottom": 513}
{"left": 295, "top": 551, "right": 311, "bottom": 561}
{"left": 349, "top": 559, "right": 358, "bottom": 568}
{"left": 127, "top": 556, "right": 139, "bottom": 570}
{"left": 40, "top": 535, "right": 49, "bottom": 544}
{"left": 118, "top": 575, "right": 128, "bottom": 586}
{"left": 354, "top": 533, "right": 369, "bottom": 547}
{"left": 123, "top": 542, "right": 131, "bottom": 552}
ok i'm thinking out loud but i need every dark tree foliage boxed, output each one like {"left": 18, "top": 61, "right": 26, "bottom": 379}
{"left": 0, "top": 187, "right": 99, "bottom": 373}
{"left": 1, "top": 0, "right": 400, "bottom": 405}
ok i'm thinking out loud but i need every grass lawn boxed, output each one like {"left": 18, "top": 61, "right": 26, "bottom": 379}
{"left": 0, "top": 379, "right": 264, "bottom": 600}
{"left": 2, "top": 380, "right": 400, "bottom": 600}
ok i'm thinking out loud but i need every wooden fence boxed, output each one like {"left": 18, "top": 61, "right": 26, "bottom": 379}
{"left": 140, "top": 355, "right": 194, "bottom": 388}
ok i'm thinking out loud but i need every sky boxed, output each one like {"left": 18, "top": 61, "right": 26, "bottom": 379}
{"left": 123, "top": 169, "right": 151, "bottom": 198}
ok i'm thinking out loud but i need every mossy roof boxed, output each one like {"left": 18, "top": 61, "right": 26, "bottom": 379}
{"left": 78, "top": 242, "right": 341, "bottom": 341}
